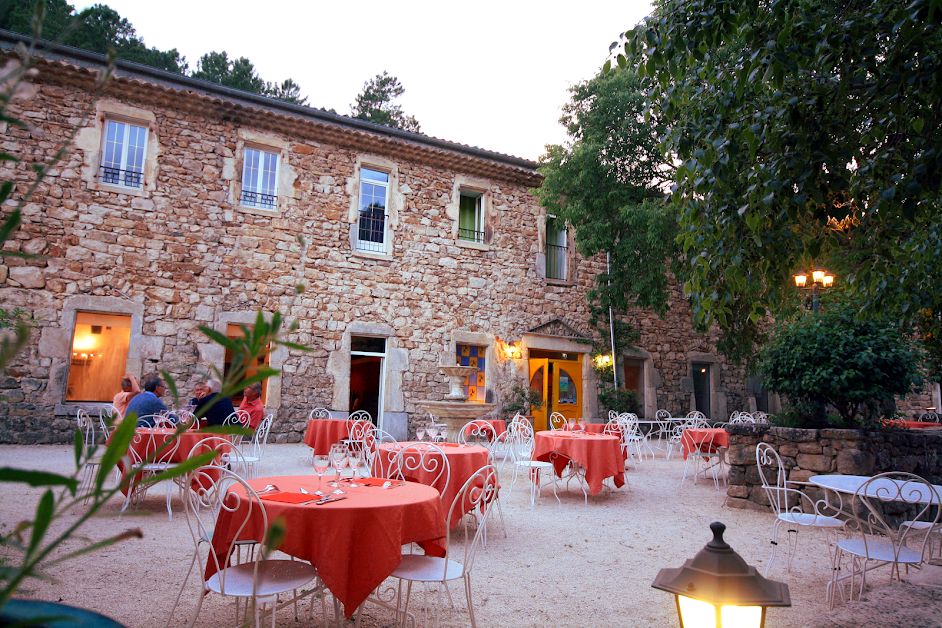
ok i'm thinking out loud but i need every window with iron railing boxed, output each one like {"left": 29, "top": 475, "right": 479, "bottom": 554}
{"left": 458, "top": 191, "right": 484, "bottom": 243}
{"left": 546, "top": 214, "right": 568, "bottom": 280}
{"left": 99, "top": 120, "right": 147, "bottom": 189}
{"left": 241, "top": 148, "right": 279, "bottom": 210}
{"left": 356, "top": 168, "right": 389, "bottom": 252}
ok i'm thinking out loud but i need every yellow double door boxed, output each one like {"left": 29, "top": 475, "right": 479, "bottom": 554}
{"left": 528, "top": 357, "right": 583, "bottom": 431}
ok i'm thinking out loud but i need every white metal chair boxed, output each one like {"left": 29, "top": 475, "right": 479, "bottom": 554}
{"left": 166, "top": 436, "right": 248, "bottom": 628}
{"left": 756, "top": 443, "right": 846, "bottom": 577}
{"left": 681, "top": 427, "right": 725, "bottom": 489}
{"left": 361, "top": 428, "right": 400, "bottom": 478}
{"left": 388, "top": 443, "right": 452, "bottom": 510}
{"left": 548, "top": 412, "right": 567, "bottom": 430}
{"left": 754, "top": 411, "right": 769, "bottom": 423}
{"left": 99, "top": 404, "right": 121, "bottom": 437}
{"left": 618, "top": 412, "right": 649, "bottom": 461}
{"left": 686, "top": 410, "right": 707, "bottom": 421}
{"left": 390, "top": 464, "right": 498, "bottom": 628}
{"left": 122, "top": 427, "right": 182, "bottom": 519}
{"left": 603, "top": 418, "right": 637, "bottom": 473}
{"left": 308, "top": 407, "right": 331, "bottom": 420}
{"left": 829, "top": 472, "right": 941, "bottom": 608}
{"left": 76, "top": 409, "right": 103, "bottom": 502}
{"left": 181, "top": 466, "right": 323, "bottom": 628}
{"left": 459, "top": 419, "right": 498, "bottom": 446}
{"left": 239, "top": 414, "right": 274, "bottom": 479}
{"left": 664, "top": 422, "right": 690, "bottom": 460}
{"left": 507, "top": 419, "right": 558, "bottom": 508}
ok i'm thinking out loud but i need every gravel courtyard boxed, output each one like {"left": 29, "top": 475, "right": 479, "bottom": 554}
{"left": 1, "top": 443, "right": 940, "bottom": 627}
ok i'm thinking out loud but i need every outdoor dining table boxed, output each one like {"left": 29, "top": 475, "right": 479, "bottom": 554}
{"left": 374, "top": 442, "right": 490, "bottom": 528}
{"left": 681, "top": 427, "right": 729, "bottom": 460}
{"left": 208, "top": 475, "right": 446, "bottom": 618}
{"left": 901, "top": 421, "right": 942, "bottom": 429}
{"left": 533, "top": 430, "right": 626, "bottom": 495}
{"left": 302, "top": 418, "right": 349, "bottom": 455}
{"left": 113, "top": 427, "right": 220, "bottom": 496}
{"left": 809, "top": 474, "right": 942, "bottom": 504}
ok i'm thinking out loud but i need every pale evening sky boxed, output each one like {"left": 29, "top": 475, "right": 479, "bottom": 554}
{"left": 79, "top": 0, "right": 655, "bottom": 162}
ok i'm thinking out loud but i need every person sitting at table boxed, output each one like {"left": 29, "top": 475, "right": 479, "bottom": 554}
{"left": 238, "top": 382, "right": 265, "bottom": 430}
{"left": 111, "top": 372, "right": 140, "bottom": 420}
{"left": 191, "top": 378, "right": 235, "bottom": 427}
{"left": 126, "top": 376, "right": 176, "bottom": 427}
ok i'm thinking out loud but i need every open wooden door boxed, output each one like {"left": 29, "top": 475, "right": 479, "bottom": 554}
{"left": 528, "top": 358, "right": 548, "bottom": 431}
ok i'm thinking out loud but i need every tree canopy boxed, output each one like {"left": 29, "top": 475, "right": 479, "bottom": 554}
{"left": 537, "top": 68, "right": 681, "bottom": 318}
{"left": 759, "top": 300, "right": 927, "bottom": 426}
{"left": 0, "top": 1, "right": 187, "bottom": 73}
{"left": 0, "top": 1, "right": 307, "bottom": 103}
{"left": 350, "top": 71, "right": 421, "bottom": 133}
{"left": 614, "top": 0, "right": 942, "bottom": 359}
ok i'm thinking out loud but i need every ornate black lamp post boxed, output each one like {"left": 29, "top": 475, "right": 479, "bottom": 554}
{"left": 793, "top": 266, "right": 835, "bottom": 313}
{"left": 651, "top": 522, "right": 791, "bottom": 628}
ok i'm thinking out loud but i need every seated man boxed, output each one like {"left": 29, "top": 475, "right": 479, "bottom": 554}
{"left": 125, "top": 376, "right": 175, "bottom": 427}
{"left": 111, "top": 372, "right": 140, "bottom": 421}
{"left": 238, "top": 382, "right": 265, "bottom": 430}
{"left": 191, "top": 378, "right": 235, "bottom": 427}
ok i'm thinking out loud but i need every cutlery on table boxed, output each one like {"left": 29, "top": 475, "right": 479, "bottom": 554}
{"left": 315, "top": 495, "right": 348, "bottom": 505}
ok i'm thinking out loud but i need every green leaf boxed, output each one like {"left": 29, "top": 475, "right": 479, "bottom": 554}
{"left": 138, "top": 450, "right": 218, "bottom": 485}
{"left": 912, "top": 117, "right": 923, "bottom": 133}
{"left": 27, "top": 489, "right": 55, "bottom": 558}
{"left": 0, "top": 469, "right": 79, "bottom": 492}
{"left": 95, "top": 415, "right": 136, "bottom": 490}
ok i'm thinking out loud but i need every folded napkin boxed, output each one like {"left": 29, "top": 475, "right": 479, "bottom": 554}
{"left": 259, "top": 492, "right": 312, "bottom": 504}
{"left": 552, "top": 433, "right": 573, "bottom": 438}
{"left": 358, "top": 477, "right": 393, "bottom": 487}
{"left": 440, "top": 443, "right": 461, "bottom": 447}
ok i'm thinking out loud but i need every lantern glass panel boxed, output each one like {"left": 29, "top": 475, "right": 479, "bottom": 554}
{"left": 721, "top": 604, "right": 763, "bottom": 628}
{"left": 812, "top": 269, "right": 825, "bottom": 283}
{"left": 678, "top": 596, "right": 717, "bottom": 628}
{"left": 793, "top": 273, "right": 807, "bottom": 287}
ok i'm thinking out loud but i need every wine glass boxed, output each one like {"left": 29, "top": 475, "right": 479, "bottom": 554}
{"left": 438, "top": 424, "right": 448, "bottom": 443}
{"left": 329, "top": 444, "right": 348, "bottom": 490}
{"left": 346, "top": 448, "right": 362, "bottom": 487}
{"left": 312, "top": 455, "right": 329, "bottom": 496}
{"left": 426, "top": 424, "right": 439, "bottom": 442}
{"left": 416, "top": 425, "right": 426, "bottom": 442}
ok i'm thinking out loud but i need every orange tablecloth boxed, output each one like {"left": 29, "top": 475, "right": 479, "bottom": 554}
{"left": 681, "top": 428, "right": 729, "bottom": 460}
{"left": 533, "top": 431, "right": 626, "bottom": 495}
{"left": 303, "top": 419, "right": 349, "bottom": 455}
{"left": 114, "top": 428, "right": 218, "bottom": 496}
{"left": 374, "top": 442, "right": 490, "bottom": 528}
{"left": 902, "top": 421, "right": 942, "bottom": 429}
{"left": 209, "top": 476, "right": 446, "bottom": 618}
{"left": 462, "top": 419, "right": 507, "bottom": 438}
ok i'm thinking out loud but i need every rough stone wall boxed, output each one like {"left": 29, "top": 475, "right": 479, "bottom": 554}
{"left": 725, "top": 424, "right": 942, "bottom": 511}
{"left": 0, "top": 70, "right": 748, "bottom": 444}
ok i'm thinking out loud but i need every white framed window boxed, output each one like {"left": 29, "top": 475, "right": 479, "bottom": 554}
{"left": 458, "top": 191, "right": 484, "bottom": 243}
{"left": 546, "top": 214, "right": 568, "bottom": 280}
{"left": 99, "top": 119, "right": 147, "bottom": 189}
{"left": 356, "top": 168, "right": 390, "bottom": 253}
{"left": 240, "top": 147, "right": 279, "bottom": 210}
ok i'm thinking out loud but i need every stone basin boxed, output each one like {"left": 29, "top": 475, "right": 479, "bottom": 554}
{"left": 416, "top": 400, "right": 497, "bottom": 443}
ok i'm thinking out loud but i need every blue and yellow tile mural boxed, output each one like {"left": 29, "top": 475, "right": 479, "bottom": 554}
{"left": 456, "top": 344, "right": 485, "bottom": 402}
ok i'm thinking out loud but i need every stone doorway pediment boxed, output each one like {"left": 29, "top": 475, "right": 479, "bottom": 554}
{"left": 525, "top": 318, "right": 591, "bottom": 341}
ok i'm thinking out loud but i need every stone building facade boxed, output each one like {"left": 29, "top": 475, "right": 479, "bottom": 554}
{"left": 0, "top": 34, "right": 757, "bottom": 444}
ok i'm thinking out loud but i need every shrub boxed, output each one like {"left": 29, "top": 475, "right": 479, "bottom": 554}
{"left": 597, "top": 387, "right": 641, "bottom": 415}
{"left": 759, "top": 303, "right": 926, "bottom": 427}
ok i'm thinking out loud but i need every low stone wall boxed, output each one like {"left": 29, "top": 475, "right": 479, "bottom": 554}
{"left": 725, "top": 424, "right": 942, "bottom": 510}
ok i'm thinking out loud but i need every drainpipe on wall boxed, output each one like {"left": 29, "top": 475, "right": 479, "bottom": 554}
{"left": 607, "top": 252, "right": 617, "bottom": 389}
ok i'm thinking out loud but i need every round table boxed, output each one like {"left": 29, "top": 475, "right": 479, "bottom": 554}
{"left": 209, "top": 475, "right": 446, "bottom": 618}
{"left": 374, "top": 442, "right": 490, "bottom": 528}
{"left": 532, "top": 431, "right": 626, "bottom": 495}
{"left": 809, "top": 474, "right": 942, "bottom": 504}
{"left": 303, "top": 418, "right": 350, "bottom": 455}
{"left": 681, "top": 428, "right": 729, "bottom": 460}
{"left": 114, "top": 428, "right": 220, "bottom": 497}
